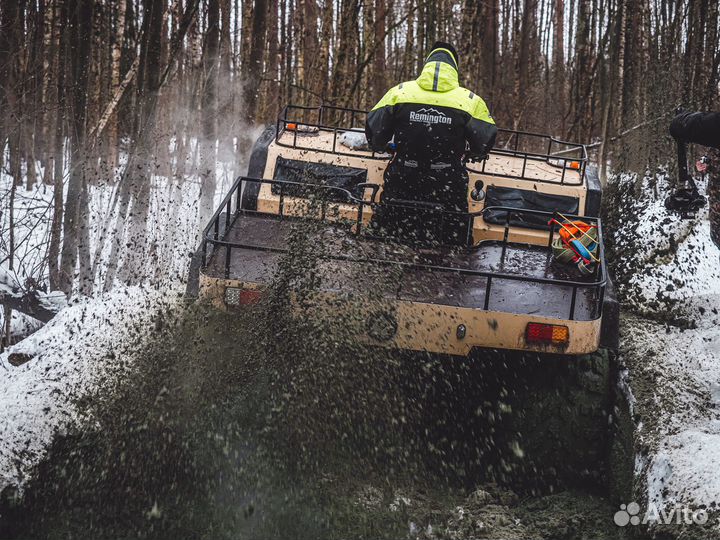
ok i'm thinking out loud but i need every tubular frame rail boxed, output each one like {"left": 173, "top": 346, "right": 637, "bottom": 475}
{"left": 200, "top": 177, "right": 607, "bottom": 321}
{"left": 275, "top": 104, "right": 588, "bottom": 186}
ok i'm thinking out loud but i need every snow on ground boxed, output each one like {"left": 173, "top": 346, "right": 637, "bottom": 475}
{"left": 610, "top": 170, "right": 720, "bottom": 515}
{"left": 0, "top": 285, "right": 182, "bottom": 496}
{"left": 611, "top": 170, "right": 720, "bottom": 323}
{"left": 620, "top": 316, "right": 720, "bottom": 510}
{"left": 4, "top": 313, "right": 43, "bottom": 342}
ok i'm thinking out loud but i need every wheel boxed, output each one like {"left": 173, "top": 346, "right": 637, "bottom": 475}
{"left": 503, "top": 348, "right": 614, "bottom": 487}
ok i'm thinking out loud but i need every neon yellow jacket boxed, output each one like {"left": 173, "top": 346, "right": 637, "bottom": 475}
{"left": 365, "top": 47, "right": 497, "bottom": 164}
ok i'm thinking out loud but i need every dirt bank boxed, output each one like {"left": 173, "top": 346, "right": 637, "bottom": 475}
{"left": 605, "top": 170, "right": 720, "bottom": 539}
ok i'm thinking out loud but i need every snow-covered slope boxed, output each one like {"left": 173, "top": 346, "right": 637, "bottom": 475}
{"left": 621, "top": 316, "right": 720, "bottom": 510}
{"left": 0, "top": 286, "right": 181, "bottom": 496}
{"left": 610, "top": 170, "right": 720, "bottom": 521}
{"left": 611, "top": 170, "right": 720, "bottom": 325}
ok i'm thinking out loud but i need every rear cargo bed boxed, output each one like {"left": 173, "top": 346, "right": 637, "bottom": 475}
{"left": 203, "top": 213, "right": 601, "bottom": 321}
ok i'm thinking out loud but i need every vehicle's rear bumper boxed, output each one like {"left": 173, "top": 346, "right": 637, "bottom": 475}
{"left": 198, "top": 274, "right": 601, "bottom": 356}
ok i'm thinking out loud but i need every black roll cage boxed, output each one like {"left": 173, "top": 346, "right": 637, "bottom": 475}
{"left": 199, "top": 176, "right": 607, "bottom": 321}
{"left": 275, "top": 104, "right": 589, "bottom": 186}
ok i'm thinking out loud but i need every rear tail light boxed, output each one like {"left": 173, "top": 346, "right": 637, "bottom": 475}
{"left": 225, "top": 287, "right": 263, "bottom": 306}
{"left": 525, "top": 323, "right": 569, "bottom": 345}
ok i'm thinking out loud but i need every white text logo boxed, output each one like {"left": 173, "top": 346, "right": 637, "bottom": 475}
{"left": 614, "top": 502, "right": 708, "bottom": 527}
{"left": 409, "top": 108, "right": 452, "bottom": 125}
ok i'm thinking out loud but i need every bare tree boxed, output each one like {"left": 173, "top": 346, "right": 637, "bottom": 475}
{"left": 2, "top": 0, "right": 720, "bottom": 305}
{"left": 242, "top": 0, "right": 269, "bottom": 122}
{"left": 59, "top": 0, "right": 93, "bottom": 295}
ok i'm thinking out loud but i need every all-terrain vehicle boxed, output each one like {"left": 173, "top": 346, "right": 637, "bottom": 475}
{"left": 188, "top": 104, "right": 619, "bottom": 358}
{"left": 186, "top": 105, "right": 620, "bottom": 482}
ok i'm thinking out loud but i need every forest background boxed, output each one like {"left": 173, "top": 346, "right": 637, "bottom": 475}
{"left": 0, "top": 0, "right": 718, "bottom": 342}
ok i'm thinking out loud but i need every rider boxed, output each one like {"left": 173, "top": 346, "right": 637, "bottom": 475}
{"left": 365, "top": 42, "right": 497, "bottom": 243}
{"left": 670, "top": 111, "right": 720, "bottom": 249}
{"left": 670, "top": 110, "right": 720, "bottom": 147}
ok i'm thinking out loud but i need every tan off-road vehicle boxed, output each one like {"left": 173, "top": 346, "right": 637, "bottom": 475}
{"left": 186, "top": 104, "right": 620, "bottom": 480}
{"left": 187, "top": 104, "right": 619, "bottom": 360}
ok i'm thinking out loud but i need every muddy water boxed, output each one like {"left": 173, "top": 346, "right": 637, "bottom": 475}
{"left": 3, "top": 217, "right": 630, "bottom": 539}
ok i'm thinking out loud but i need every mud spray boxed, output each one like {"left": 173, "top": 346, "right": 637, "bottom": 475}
{"left": 3, "top": 199, "right": 629, "bottom": 539}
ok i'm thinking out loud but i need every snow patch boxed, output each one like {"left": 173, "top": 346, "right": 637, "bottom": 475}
{"left": 0, "top": 285, "right": 181, "bottom": 495}
{"left": 610, "top": 171, "right": 720, "bottom": 323}
{"left": 339, "top": 130, "right": 369, "bottom": 151}
{"left": 648, "top": 427, "right": 720, "bottom": 509}
{"left": 621, "top": 317, "right": 720, "bottom": 511}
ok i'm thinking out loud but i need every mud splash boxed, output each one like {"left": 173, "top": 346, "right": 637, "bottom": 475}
{"left": 2, "top": 304, "right": 626, "bottom": 539}
{"left": 2, "top": 213, "right": 629, "bottom": 539}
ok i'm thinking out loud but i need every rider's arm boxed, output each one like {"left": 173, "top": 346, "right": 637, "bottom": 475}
{"left": 365, "top": 87, "right": 398, "bottom": 152}
{"left": 465, "top": 95, "right": 498, "bottom": 159}
{"left": 670, "top": 111, "right": 720, "bottom": 148}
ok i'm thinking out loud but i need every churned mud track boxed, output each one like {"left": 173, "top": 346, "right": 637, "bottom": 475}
{"left": 1, "top": 301, "right": 633, "bottom": 540}
{"left": 0, "top": 211, "right": 641, "bottom": 539}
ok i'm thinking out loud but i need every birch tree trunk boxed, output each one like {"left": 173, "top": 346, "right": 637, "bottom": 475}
{"left": 242, "top": 0, "right": 268, "bottom": 122}
{"left": 371, "top": 0, "right": 387, "bottom": 103}
{"left": 117, "top": 0, "right": 164, "bottom": 286}
{"left": 552, "top": 0, "right": 564, "bottom": 132}
{"left": 108, "top": 0, "right": 127, "bottom": 168}
{"left": 48, "top": 0, "right": 68, "bottom": 291}
{"left": 199, "top": 0, "right": 219, "bottom": 228}
{"left": 59, "top": 0, "right": 93, "bottom": 296}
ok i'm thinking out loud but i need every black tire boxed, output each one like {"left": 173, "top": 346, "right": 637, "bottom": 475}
{"left": 241, "top": 124, "right": 277, "bottom": 210}
{"left": 395, "top": 348, "right": 615, "bottom": 489}
{"left": 506, "top": 348, "right": 614, "bottom": 487}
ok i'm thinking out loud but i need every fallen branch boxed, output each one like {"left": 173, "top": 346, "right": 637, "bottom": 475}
{"left": 0, "top": 290, "right": 66, "bottom": 323}
{"left": 0, "top": 268, "right": 66, "bottom": 324}
{"left": 88, "top": 55, "right": 141, "bottom": 142}
{"left": 587, "top": 113, "right": 672, "bottom": 150}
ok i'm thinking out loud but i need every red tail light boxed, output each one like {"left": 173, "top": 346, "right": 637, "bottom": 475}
{"left": 526, "top": 323, "right": 569, "bottom": 344}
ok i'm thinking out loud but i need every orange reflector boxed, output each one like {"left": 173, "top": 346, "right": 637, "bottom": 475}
{"left": 526, "top": 323, "right": 569, "bottom": 344}
{"left": 287, "top": 123, "right": 297, "bottom": 130}
{"left": 569, "top": 161, "right": 580, "bottom": 170}
{"left": 225, "top": 287, "right": 263, "bottom": 306}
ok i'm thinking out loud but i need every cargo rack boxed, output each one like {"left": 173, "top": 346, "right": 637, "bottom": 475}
{"left": 195, "top": 176, "right": 607, "bottom": 321}
{"left": 275, "top": 104, "right": 588, "bottom": 186}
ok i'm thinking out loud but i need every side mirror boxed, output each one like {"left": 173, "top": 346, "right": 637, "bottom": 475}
{"left": 471, "top": 179, "right": 485, "bottom": 202}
